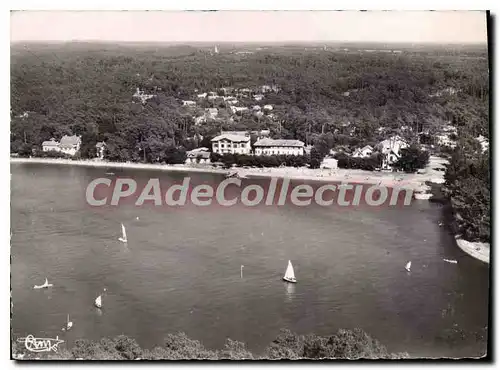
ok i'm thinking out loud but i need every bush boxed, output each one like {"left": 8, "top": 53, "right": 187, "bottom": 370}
{"left": 218, "top": 339, "right": 254, "bottom": 360}
{"left": 34, "top": 149, "right": 73, "bottom": 159}
{"left": 309, "top": 147, "right": 322, "bottom": 169}
{"left": 17, "top": 143, "right": 34, "bottom": 157}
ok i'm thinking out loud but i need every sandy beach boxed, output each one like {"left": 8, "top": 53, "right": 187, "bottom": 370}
{"left": 10, "top": 156, "right": 448, "bottom": 193}
{"left": 455, "top": 237, "right": 490, "bottom": 264}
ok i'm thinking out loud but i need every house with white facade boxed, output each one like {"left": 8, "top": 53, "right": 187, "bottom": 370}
{"left": 59, "top": 135, "right": 82, "bottom": 156}
{"left": 254, "top": 94, "right": 264, "bottom": 101}
{"left": 263, "top": 104, "right": 273, "bottom": 111}
{"left": 477, "top": 135, "right": 489, "bottom": 152}
{"left": 185, "top": 147, "right": 211, "bottom": 164}
{"left": 375, "top": 136, "right": 409, "bottom": 170}
{"left": 211, "top": 134, "right": 251, "bottom": 155}
{"left": 254, "top": 138, "right": 305, "bottom": 156}
{"left": 320, "top": 157, "right": 338, "bottom": 169}
{"left": 182, "top": 100, "right": 196, "bottom": 106}
{"left": 230, "top": 106, "right": 249, "bottom": 114}
{"left": 352, "top": 145, "right": 373, "bottom": 158}
{"left": 42, "top": 138, "right": 60, "bottom": 152}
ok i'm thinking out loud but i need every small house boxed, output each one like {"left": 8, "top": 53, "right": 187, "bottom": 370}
{"left": 185, "top": 148, "right": 211, "bottom": 164}
{"left": 59, "top": 135, "right": 82, "bottom": 156}
{"left": 352, "top": 145, "right": 373, "bottom": 158}
{"left": 42, "top": 138, "right": 60, "bottom": 152}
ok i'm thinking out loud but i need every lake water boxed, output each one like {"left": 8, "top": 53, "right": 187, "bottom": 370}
{"left": 10, "top": 163, "right": 489, "bottom": 358}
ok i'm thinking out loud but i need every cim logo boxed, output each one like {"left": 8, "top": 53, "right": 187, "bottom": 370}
{"left": 17, "top": 335, "right": 64, "bottom": 353}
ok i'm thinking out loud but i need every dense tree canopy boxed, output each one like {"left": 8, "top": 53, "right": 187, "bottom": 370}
{"left": 11, "top": 329, "right": 408, "bottom": 360}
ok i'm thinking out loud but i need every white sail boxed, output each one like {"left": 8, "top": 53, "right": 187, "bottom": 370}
{"left": 284, "top": 260, "right": 296, "bottom": 280}
{"left": 121, "top": 223, "right": 127, "bottom": 241}
{"left": 119, "top": 223, "right": 127, "bottom": 242}
{"left": 67, "top": 314, "right": 73, "bottom": 329}
{"left": 405, "top": 261, "right": 412, "bottom": 271}
{"left": 95, "top": 295, "right": 102, "bottom": 308}
{"left": 33, "top": 277, "right": 52, "bottom": 289}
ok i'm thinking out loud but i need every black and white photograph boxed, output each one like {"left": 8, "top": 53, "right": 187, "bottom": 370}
{"left": 9, "top": 9, "right": 491, "bottom": 360}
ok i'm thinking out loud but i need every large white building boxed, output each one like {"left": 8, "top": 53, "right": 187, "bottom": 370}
{"left": 211, "top": 134, "right": 251, "bottom": 155}
{"left": 253, "top": 138, "right": 305, "bottom": 156}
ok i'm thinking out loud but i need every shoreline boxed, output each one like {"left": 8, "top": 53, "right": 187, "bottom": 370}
{"left": 10, "top": 157, "right": 444, "bottom": 193}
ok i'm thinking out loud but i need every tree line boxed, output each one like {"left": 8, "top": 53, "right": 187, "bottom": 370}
{"left": 12, "top": 328, "right": 408, "bottom": 360}
{"left": 444, "top": 136, "right": 490, "bottom": 243}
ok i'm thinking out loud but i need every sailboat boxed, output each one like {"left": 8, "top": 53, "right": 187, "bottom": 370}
{"left": 95, "top": 288, "right": 106, "bottom": 309}
{"left": 33, "top": 278, "right": 53, "bottom": 289}
{"left": 118, "top": 223, "right": 127, "bottom": 243}
{"left": 94, "top": 295, "right": 102, "bottom": 309}
{"left": 405, "top": 261, "right": 412, "bottom": 272}
{"left": 66, "top": 314, "right": 73, "bottom": 330}
{"left": 283, "top": 260, "right": 297, "bottom": 283}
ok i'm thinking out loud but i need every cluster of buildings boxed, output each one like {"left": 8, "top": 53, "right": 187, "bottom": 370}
{"left": 41, "top": 135, "right": 106, "bottom": 159}
{"left": 328, "top": 136, "right": 409, "bottom": 171}
{"left": 186, "top": 131, "right": 414, "bottom": 171}
{"left": 41, "top": 135, "right": 83, "bottom": 156}
{"left": 186, "top": 130, "right": 306, "bottom": 165}
{"left": 183, "top": 84, "right": 280, "bottom": 126}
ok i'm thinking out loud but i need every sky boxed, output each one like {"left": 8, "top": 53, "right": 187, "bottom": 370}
{"left": 10, "top": 11, "right": 488, "bottom": 44}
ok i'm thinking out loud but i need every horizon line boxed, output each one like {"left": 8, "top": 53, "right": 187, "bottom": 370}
{"left": 11, "top": 40, "right": 488, "bottom": 45}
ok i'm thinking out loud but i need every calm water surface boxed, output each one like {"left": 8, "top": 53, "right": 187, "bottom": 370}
{"left": 11, "top": 163, "right": 489, "bottom": 357}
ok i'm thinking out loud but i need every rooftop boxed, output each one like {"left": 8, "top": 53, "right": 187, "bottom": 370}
{"left": 187, "top": 151, "right": 211, "bottom": 159}
{"left": 211, "top": 134, "right": 251, "bottom": 142}
{"left": 254, "top": 138, "right": 305, "bottom": 148}
{"left": 42, "top": 139, "right": 59, "bottom": 146}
